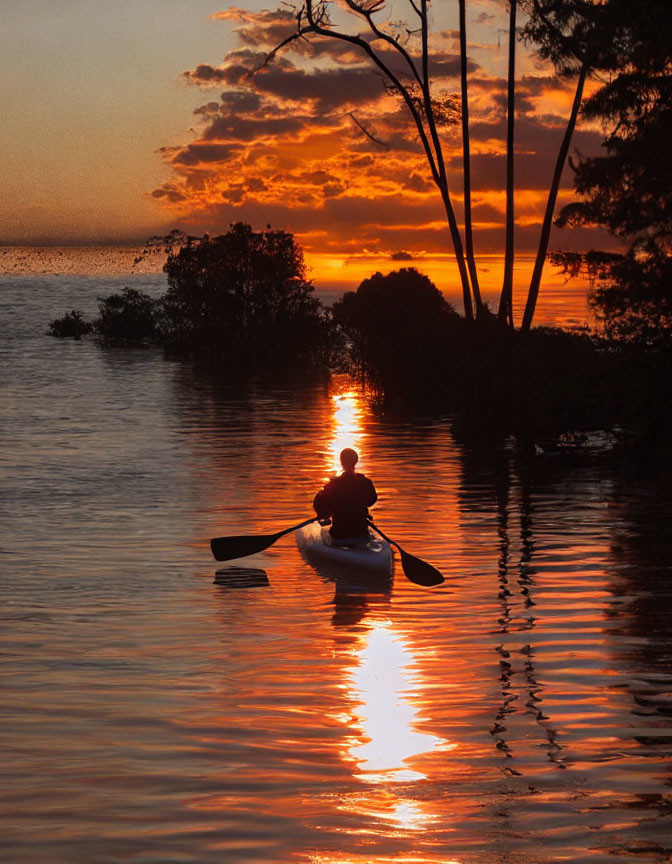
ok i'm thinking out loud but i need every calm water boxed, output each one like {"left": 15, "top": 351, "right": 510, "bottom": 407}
{"left": 2, "top": 272, "right": 671, "bottom": 864}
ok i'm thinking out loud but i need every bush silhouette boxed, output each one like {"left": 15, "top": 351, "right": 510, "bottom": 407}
{"left": 94, "top": 288, "right": 158, "bottom": 343}
{"left": 160, "top": 222, "right": 329, "bottom": 362}
{"left": 332, "top": 268, "right": 458, "bottom": 388}
{"left": 48, "top": 310, "right": 92, "bottom": 340}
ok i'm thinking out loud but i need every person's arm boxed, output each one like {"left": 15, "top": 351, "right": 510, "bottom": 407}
{"left": 364, "top": 477, "right": 377, "bottom": 508}
{"left": 313, "top": 481, "right": 335, "bottom": 519}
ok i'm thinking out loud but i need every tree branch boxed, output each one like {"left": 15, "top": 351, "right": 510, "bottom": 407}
{"left": 347, "top": 111, "right": 390, "bottom": 149}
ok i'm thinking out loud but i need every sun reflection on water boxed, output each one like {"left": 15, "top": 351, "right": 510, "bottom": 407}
{"left": 325, "top": 388, "right": 366, "bottom": 478}
{"left": 346, "top": 623, "right": 448, "bottom": 784}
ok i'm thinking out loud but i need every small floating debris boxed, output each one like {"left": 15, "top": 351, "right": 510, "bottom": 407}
{"left": 214, "top": 566, "right": 269, "bottom": 588}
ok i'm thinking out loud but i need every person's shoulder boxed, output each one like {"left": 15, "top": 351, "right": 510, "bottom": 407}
{"left": 356, "top": 472, "right": 375, "bottom": 485}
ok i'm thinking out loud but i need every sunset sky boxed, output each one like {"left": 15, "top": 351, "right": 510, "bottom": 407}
{"left": 1, "top": 0, "right": 612, "bottom": 287}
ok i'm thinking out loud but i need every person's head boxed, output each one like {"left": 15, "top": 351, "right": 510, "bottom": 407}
{"left": 340, "top": 447, "right": 359, "bottom": 472}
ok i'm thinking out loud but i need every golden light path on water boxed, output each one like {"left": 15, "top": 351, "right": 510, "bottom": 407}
{"left": 325, "top": 389, "right": 366, "bottom": 478}
{"left": 345, "top": 623, "right": 448, "bottom": 786}
{"left": 318, "top": 621, "right": 458, "bottom": 859}
{"left": 319, "top": 385, "right": 455, "bottom": 855}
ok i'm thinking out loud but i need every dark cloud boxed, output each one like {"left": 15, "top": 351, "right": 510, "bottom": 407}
{"left": 183, "top": 63, "right": 231, "bottom": 85}
{"left": 170, "top": 142, "right": 242, "bottom": 166}
{"left": 193, "top": 101, "right": 222, "bottom": 118}
{"left": 218, "top": 91, "right": 263, "bottom": 114}
{"left": 299, "top": 170, "right": 342, "bottom": 186}
{"left": 151, "top": 184, "right": 186, "bottom": 203}
{"left": 466, "top": 132, "right": 602, "bottom": 193}
{"left": 183, "top": 50, "right": 269, "bottom": 87}
{"left": 390, "top": 250, "right": 413, "bottom": 260}
{"left": 252, "top": 64, "right": 386, "bottom": 113}
{"left": 222, "top": 183, "right": 246, "bottom": 203}
{"left": 245, "top": 177, "right": 268, "bottom": 193}
{"left": 404, "top": 172, "right": 433, "bottom": 192}
{"left": 203, "top": 113, "right": 305, "bottom": 142}
{"left": 428, "top": 55, "right": 468, "bottom": 77}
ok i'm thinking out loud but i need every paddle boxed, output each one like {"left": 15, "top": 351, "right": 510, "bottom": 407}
{"left": 210, "top": 516, "right": 318, "bottom": 562}
{"left": 368, "top": 519, "right": 444, "bottom": 587}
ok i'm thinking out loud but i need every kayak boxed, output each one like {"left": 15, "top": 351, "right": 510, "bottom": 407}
{"left": 296, "top": 521, "right": 392, "bottom": 574}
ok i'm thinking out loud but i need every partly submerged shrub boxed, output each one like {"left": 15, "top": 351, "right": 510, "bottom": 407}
{"left": 48, "top": 310, "right": 92, "bottom": 340}
{"left": 93, "top": 287, "right": 158, "bottom": 343}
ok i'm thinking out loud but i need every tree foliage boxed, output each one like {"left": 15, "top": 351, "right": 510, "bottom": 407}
{"left": 160, "top": 222, "right": 330, "bottom": 362}
{"left": 49, "top": 223, "right": 335, "bottom": 366}
{"left": 332, "top": 267, "right": 458, "bottom": 388}
{"left": 94, "top": 288, "right": 158, "bottom": 343}
{"left": 48, "top": 310, "right": 92, "bottom": 340}
{"left": 536, "top": 0, "right": 672, "bottom": 344}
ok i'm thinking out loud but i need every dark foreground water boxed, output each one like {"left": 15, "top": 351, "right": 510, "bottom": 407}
{"left": 1, "top": 274, "right": 672, "bottom": 864}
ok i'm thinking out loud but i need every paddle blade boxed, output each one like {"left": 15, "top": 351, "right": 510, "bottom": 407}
{"left": 399, "top": 549, "right": 444, "bottom": 587}
{"left": 210, "top": 533, "right": 279, "bottom": 562}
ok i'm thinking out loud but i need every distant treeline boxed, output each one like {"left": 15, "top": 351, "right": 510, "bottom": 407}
{"left": 50, "top": 224, "right": 332, "bottom": 365}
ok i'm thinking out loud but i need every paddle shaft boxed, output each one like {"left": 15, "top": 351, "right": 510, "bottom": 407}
{"left": 366, "top": 520, "right": 397, "bottom": 551}
{"left": 270, "top": 516, "right": 317, "bottom": 542}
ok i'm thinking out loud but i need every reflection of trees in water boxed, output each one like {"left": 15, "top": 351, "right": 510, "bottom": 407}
{"left": 166, "top": 362, "right": 337, "bottom": 532}
{"left": 605, "top": 492, "right": 672, "bottom": 669}
{"left": 604, "top": 493, "right": 672, "bottom": 747}
{"left": 459, "top": 446, "right": 565, "bottom": 772}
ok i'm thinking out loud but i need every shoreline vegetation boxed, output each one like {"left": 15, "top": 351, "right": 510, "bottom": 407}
{"left": 48, "top": 223, "right": 671, "bottom": 478}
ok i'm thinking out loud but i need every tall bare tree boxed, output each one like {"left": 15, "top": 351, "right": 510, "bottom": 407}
{"left": 520, "top": 0, "right": 597, "bottom": 332}
{"left": 498, "top": 0, "right": 517, "bottom": 327}
{"left": 458, "top": 0, "right": 483, "bottom": 316}
{"left": 266, "top": 0, "right": 475, "bottom": 321}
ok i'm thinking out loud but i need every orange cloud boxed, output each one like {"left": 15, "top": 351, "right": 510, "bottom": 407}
{"left": 152, "top": 4, "right": 608, "bottom": 267}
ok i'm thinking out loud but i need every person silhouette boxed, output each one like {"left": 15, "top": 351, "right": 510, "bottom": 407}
{"left": 313, "top": 448, "right": 378, "bottom": 543}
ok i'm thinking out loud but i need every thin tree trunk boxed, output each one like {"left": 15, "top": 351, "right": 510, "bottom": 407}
{"left": 459, "top": 0, "right": 482, "bottom": 316}
{"left": 498, "top": 0, "right": 516, "bottom": 327}
{"left": 419, "top": 0, "right": 473, "bottom": 321}
{"left": 439, "top": 185, "right": 473, "bottom": 321}
{"left": 521, "top": 63, "right": 587, "bottom": 332}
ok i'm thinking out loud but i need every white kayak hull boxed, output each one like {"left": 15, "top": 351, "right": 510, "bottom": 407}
{"left": 296, "top": 522, "right": 392, "bottom": 573}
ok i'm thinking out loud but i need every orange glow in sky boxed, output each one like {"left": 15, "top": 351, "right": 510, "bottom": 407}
{"left": 0, "top": 0, "right": 613, "bottom": 267}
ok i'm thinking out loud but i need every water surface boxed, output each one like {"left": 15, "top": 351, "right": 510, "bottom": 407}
{"left": 1, "top": 274, "right": 671, "bottom": 864}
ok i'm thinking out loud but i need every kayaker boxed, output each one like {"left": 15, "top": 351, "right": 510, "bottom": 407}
{"left": 313, "top": 448, "right": 377, "bottom": 542}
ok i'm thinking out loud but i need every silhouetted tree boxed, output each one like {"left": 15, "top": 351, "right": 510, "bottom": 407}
{"left": 520, "top": 0, "right": 594, "bottom": 332}
{"left": 48, "top": 310, "right": 92, "bottom": 340}
{"left": 538, "top": 0, "right": 672, "bottom": 344}
{"left": 161, "top": 222, "right": 330, "bottom": 361}
{"left": 458, "top": 0, "right": 482, "bottom": 312}
{"left": 332, "top": 267, "right": 458, "bottom": 388}
{"left": 95, "top": 288, "right": 158, "bottom": 343}
{"left": 499, "top": 0, "right": 517, "bottom": 328}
